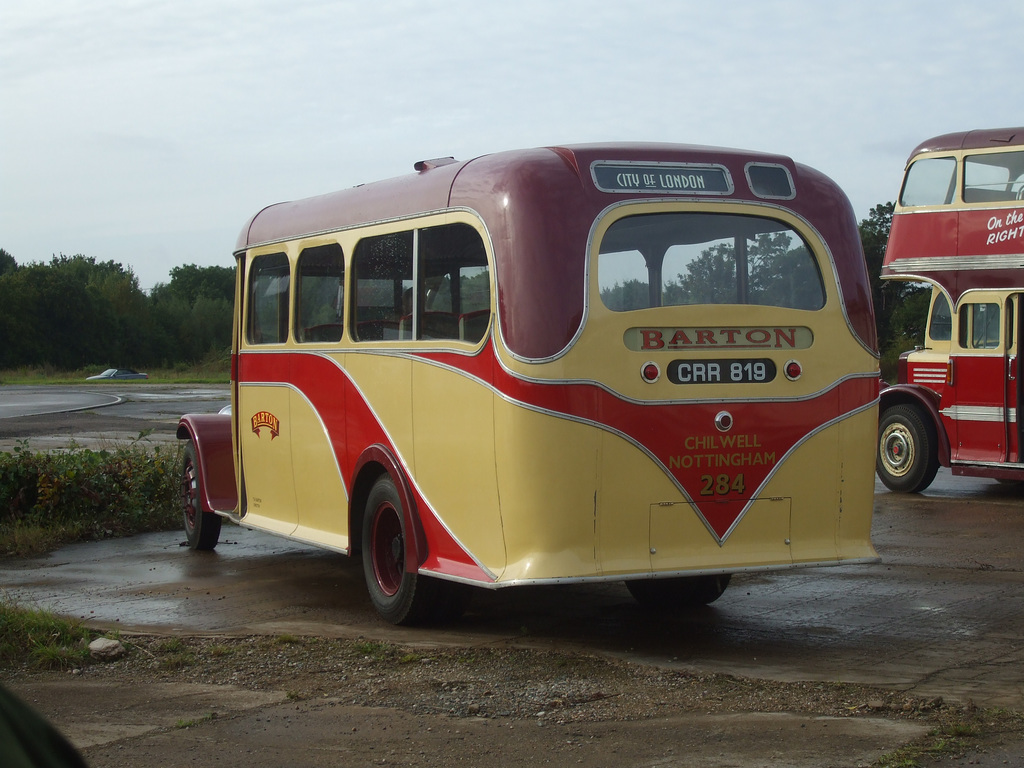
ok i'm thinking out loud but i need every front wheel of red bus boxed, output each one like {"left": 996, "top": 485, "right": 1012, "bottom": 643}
{"left": 181, "top": 440, "right": 222, "bottom": 551}
{"left": 626, "top": 574, "right": 731, "bottom": 610}
{"left": 361, "top": 475, "right": 469, "bottom": 625}
{"left": 877, "top": 404, "right": 939, "bottom": 493}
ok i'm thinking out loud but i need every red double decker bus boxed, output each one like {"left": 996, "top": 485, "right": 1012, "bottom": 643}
{"left": 178, "top": 142, "right": 880, "bottom": 624}
{"left": 878, "top": 127, "right": 1024, "bottom": 492}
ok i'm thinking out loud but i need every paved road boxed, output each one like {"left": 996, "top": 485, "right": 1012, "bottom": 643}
{"left": 0, "top": 387, "right": 121, "bottom": 418}
{"left": 0, "top": 384, "right": 229, "bottom": 449}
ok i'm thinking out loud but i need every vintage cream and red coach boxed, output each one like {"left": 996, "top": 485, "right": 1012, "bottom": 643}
{"left": 878, "top": 127, "right": 1024, "bottom": 492}
{"left": 178, "top": 142, "right": 880, "bottom": 624}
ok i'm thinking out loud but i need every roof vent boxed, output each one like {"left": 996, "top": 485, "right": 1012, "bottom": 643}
{"left": 414, "top": 157, "right": 458, "bottom": 171}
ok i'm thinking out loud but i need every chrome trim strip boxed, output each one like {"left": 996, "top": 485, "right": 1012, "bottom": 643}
{"left": 495, "top": 346, "right": 879, "bottom": 406}
{"left": 240, "top": 205, "right": 480, "bottom": 251}
{"left": 237, "top": 517, "right": 351, "bottom": 556}
{"left": 886, "top": 253, "right": 1024, "bottom": 273}
{"left": 349, "top": 344, "right": 878, "bottom": 408}
{"left": 940, "top": 404, "right": 1017, "bottom": 423}
{"left": 897, "top": 201, "right": 1024, "bottom": 216}
{"left": 424, "top": 555, "right": 881, "bottom": 589}
{"left": 951, "top": 460, "right": 1024, "bottom": 469}
{"left": 912, "top": 370, "right": 946, "bottom": 384}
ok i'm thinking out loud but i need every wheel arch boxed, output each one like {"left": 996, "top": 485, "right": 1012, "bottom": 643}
{"left": 176, "top": 413, "right": 238, "bottom": 513}
{"left": 878, "top": 384, "right": 951, "bottom": 467}
{"left": 351, "top": 444, "right": 427, "bottom": 572}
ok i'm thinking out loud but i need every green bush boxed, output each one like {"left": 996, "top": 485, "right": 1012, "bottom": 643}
{"left": 0, "top": 441, "right": 182, "bottom": 556}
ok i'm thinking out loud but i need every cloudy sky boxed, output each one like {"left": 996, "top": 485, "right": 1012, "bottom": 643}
{"left": 2, "top": 1, "right": 1021, "bottom": 290}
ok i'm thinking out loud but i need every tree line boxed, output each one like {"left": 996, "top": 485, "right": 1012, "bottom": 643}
{"left": 0, "top": 250, "right": 233, "bottom": 370}
{"left": 0, "top": 204, "right": 925, "bottom": 372}
{"left": 858, "top": 202, "right": 931, "bottom": 366}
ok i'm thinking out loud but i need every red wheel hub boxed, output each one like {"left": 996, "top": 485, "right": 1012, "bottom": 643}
{"left": 370, "top": 502, "right": 404, "bottom": 596}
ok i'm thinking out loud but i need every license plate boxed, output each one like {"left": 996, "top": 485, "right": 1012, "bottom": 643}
{"left": 667, "top": 358, "right": 777, "bottom": 384}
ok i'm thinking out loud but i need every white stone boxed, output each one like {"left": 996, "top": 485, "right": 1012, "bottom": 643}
{"left": 89, "top": 637, "right": 126, "bottom": 660}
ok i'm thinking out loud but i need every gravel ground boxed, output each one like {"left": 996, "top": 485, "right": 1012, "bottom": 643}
{"left": 74, "top": 634, "right": 934, "bottom": 722}
{"left": 7, "top": 632, "right": 1019, "bottom": 767}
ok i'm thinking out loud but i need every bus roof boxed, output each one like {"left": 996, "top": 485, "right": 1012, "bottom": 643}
{"left": 234, "top": 143, "right": 841, "bottom": 252}
{"left": 236, "top": 143, "right": 875, "bottom": 359}
{"left": 907, "top": 127, "right": 1024, "bottom": 160}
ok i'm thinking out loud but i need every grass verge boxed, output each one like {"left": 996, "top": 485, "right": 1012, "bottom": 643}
{"left": 0, "top": 599, "right": 94, "bottom": 670}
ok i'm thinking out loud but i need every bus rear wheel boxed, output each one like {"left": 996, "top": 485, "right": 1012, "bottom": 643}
{"left": 877, "top": 404, "right": 939, "bottom": 493}
{"left": 626, "top": 574, "right": 731, "bottom": 609}
{"left": 361, "top": 475, "right": 468, "bottom": 625}
{"left": 181, "top": 440, "right": 222, "bottom": 550}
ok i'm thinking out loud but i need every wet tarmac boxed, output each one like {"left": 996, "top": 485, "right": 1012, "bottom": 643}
{"left": 0, "top": 387, "right": 121, "bottom": 418}
{"left": 2, "top": 385, "right": 1023, "bottom": 711}
{"left": 0, "top": 384, "right": 229, "bottom": 450}
{"left": 2, "top": 471, "right": 1023, "bottom": 710}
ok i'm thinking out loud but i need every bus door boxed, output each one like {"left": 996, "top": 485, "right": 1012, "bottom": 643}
{"left": 949, "top": 292, "right": 1011, "bottom": 464}
{"left": 1009, "top": 294, "right": 1023, "bottom": 464}
{"left": 237, "top": 250, "right": 299, "bottom": 535}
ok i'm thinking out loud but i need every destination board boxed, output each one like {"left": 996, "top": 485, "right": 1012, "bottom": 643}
{"left": 591, "top": 161, "right": 733, "bottom": 195}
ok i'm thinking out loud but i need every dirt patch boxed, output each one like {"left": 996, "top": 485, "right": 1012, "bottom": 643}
{"left": 6, "top": 634, "right": 1019, "bottom": 767}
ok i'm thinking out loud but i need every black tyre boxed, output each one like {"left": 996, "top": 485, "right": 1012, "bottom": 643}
{"left": 876, "top": 404, "right": 939, "bottom": 493}
{"left": 181, "top": 440, "right": 222, "bottom": 550}
{"left": 362, "top": 475, "right": 464, "bottom": 625}
{"left": 626, "top": 574, "right": 731, "bottom": 609}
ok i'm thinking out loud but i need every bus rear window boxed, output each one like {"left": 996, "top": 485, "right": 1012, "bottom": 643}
{"left": 598, "top": 212, "right": 825, "bottom": 312}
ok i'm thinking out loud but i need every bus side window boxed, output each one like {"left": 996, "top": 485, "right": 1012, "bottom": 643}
{"left": 418, "top": 224, "right": 490, "bottom": 342}
{"left": 352, "top": 232, "right": 413, "bottom": 341}
{"left": 247, "top": 252, "right": 290, "bottom": 345}
{"left": 958, "top": 303, "right": 1001, "bottom": 349}
{"left": 900, "top": 157, "right": 957, "bottom": 207}
{"left": 963, "top": 151, "right": 1024, "bottom": 203}
{"left": 296, "top": 243, "right": 345, "bottom": 343}
{"left": 928, "top": 292, "right": 952, "bottom": 342}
